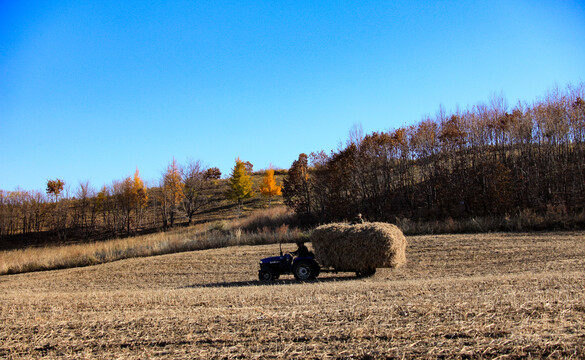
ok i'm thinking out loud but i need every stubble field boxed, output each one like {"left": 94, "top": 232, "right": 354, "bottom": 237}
{"left": 1, "top": 231, "right": 584, "bottom": 359}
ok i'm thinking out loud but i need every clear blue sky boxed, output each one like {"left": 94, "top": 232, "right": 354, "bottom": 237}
{"left": 1, "top": 0, "right": 584, "bottom": 192}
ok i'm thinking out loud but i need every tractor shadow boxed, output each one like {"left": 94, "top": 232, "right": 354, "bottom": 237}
{"left": 183, "top": 275, "right": 360, "bottom": 289}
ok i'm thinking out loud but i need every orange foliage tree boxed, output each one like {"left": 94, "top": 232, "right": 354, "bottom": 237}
{"left": 259, "top": 168, "right": 282, "bottom": 205}
{"left": 46, "top": 179, "right": 65, "bottom": 202}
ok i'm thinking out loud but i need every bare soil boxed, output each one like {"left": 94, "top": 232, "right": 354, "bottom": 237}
{"left": 1, "top": 231, "right": 584, "bottom": 359}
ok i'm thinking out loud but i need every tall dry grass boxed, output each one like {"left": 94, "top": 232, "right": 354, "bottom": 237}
{"left": 396, "top": 207, "right": 585, "bottom": 235}
{"left": 0, "top": 206, "right": 305, "bottom": 275}
{"left": 230, "top": 205, "right": 299, "bottom": 230}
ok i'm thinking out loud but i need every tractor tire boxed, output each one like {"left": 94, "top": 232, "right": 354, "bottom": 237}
{"left": 356, "top": 268, "right": 376, "bottom": 278}
{"left": 293, "top": 261, "right": 317, "bottom": 281}
{"left": 259, "top": 268, "right": 276, "bottom": 282}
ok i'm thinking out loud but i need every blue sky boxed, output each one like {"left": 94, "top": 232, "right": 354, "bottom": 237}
{"left": 1, "top": 1, "right": 584, "bottom": 192}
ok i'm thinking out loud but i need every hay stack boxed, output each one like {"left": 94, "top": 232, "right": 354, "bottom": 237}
{"left": 311, "top": 222, "right": 407, "bottom": 272}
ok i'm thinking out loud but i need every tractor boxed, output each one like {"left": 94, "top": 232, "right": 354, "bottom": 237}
{"left": 258, "top": 243, "right": 320, "bottom": 281}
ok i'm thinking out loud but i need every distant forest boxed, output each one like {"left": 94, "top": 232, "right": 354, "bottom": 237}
{"left": 283, "top": 84, "right": 585, "bottom": 227}
{"left": 1, "top": 83, "right": 584, "bottom": 247}
{"left": 0, "top": 159, "right": 228, "bottom": 248}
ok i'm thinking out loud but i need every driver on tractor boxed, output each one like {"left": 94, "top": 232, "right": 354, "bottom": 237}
{"left": 291, "top": 241, "right": 310, "bottom": 258}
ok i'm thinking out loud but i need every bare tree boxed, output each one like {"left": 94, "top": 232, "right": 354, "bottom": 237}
{"left": 181, "top": 160, "right": 210, "bottom": 225}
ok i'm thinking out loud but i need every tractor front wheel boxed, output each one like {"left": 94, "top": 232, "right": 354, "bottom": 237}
{"left": 259, "top": 268, "right": 276, "bottom": 282}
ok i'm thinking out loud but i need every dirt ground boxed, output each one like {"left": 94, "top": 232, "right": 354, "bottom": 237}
{"left": 1, "top": 231, "right": 584, "bottom": 359}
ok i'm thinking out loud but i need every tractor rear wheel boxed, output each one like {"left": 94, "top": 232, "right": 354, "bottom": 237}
{"left": 293, "top": 261, "right": 317, "bottom": 281}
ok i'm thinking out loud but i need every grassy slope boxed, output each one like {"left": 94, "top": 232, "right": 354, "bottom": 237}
{"left": 0, "top": 206, "right": 302, "bottom": 275}
{"left": 170, "top": 172, "right": 287, "bottom": 225}
{"left": 1, "top": 231, "right": 584, "bottom": 359}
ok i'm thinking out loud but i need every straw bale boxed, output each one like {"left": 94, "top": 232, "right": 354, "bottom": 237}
{"left": 311, "top": 222, "right": 407, "bottom": 272}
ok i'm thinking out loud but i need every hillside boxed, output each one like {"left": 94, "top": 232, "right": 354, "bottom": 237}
{"left": 1, "top": 231, "right": 584, "bottom": 358}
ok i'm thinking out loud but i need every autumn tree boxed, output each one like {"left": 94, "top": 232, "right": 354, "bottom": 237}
{"left": 46, "top": 179, "right": 65, "bottom": 202}
{"left": 259, "top": 168, "right": 282, "bottom": 206}
{"left": 282, "top": 153, "right": 312, "bottom": 217}
{"left": 131, "top": 169, "right": 148, "bottom": 231}
{"left": 159, "top": 158, "right": 184, "bottom": 228}
{"left": 46, "top": 178, "right": 68, "bottom": 240}
{"left": 226, "top": 158, "right": 254, "bottom": 214}
{"left": 204, "top": 167, "right": 222, "bottom": 180}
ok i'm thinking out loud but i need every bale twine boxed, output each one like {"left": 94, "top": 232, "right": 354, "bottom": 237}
{"left": 311, "top": 222, "right": 407, "bottom": 272}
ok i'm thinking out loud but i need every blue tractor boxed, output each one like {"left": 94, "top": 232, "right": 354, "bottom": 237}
{"left": 258, "top": 243, "right": 320, "bottom": 281}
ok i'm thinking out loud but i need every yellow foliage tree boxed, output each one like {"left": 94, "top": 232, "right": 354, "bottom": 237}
{"left": 161, "top": 158, "right": 184, "bottom": 228}
{"left": 226, "top": 158, "right": 254, "bottom": 213}
{"left": 259, "top": 168, "right": 282, "bottom": 205}
{"left": 131, "top": 169, "right": 148, "bottom": 208}
{"left": 131, "top": 168, "right": 148, "bottom": 230}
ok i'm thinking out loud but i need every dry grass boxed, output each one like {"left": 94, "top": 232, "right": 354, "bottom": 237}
{"left": 397, "top": 207, "right": 585, "bottom": 235}
{"left": 1, "top": 231, "right": 584, "bottom": 359}
{"left": 0, "top": 206, "right": 304, "bottom": 275}
{"left": 230, "top": 205, "right": 297, "bottom": 231}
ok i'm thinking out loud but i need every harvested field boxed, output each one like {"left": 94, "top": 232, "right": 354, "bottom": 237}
{"left": 1, "top": 231, "right": 584, "bottom": 359}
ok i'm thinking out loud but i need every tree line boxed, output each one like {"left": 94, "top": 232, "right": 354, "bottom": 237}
{"left": 0, "top": 160, "right": 207, "bottom": 242}
{"left": 282, "top": 84, "right": 585, "bottom": 226}
{"left": 0, "top": 157, "right": 285, "bottom": 246}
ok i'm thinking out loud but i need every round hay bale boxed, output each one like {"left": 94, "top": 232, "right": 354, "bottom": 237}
{"left": 311, "top": 222, "right": 407, "bottom": 272}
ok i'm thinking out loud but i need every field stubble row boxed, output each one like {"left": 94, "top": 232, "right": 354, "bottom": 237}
{"left": 1, "top": 231, "right": 584, "bottom": 359}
